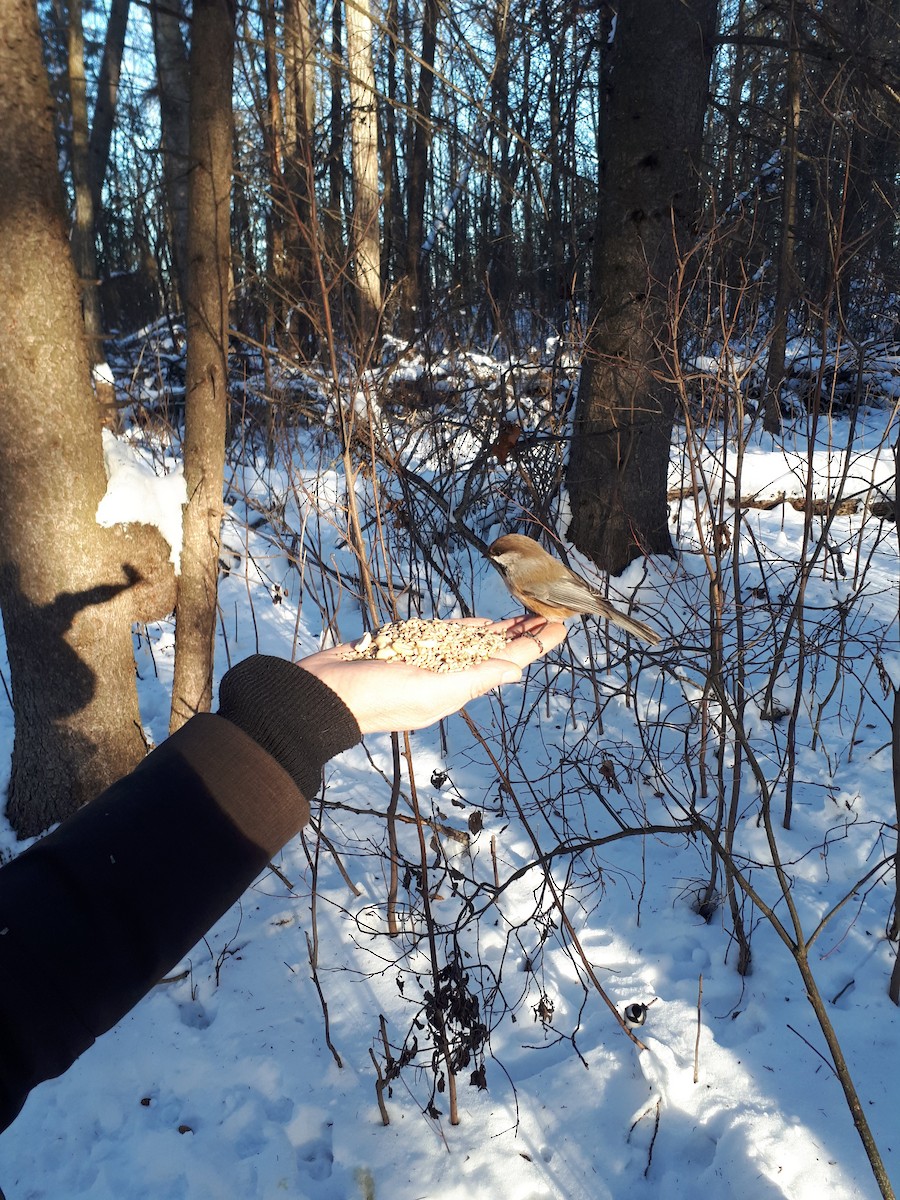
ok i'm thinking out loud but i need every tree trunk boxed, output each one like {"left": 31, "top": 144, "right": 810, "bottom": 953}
{"left": 88, "top": 0, "right": 130, "bottom": 219}
{"left": 762, "top": 1, "right": 801, "bottom": 435}
{"left": 151, "top": 0, "right": 191, "bottom": 311}
{"left": 380, "top": 0, "right": 403, "bottom": 303}
{"left": 0, "top": 0, "right": 175, "bottom": 838}
{"left": 346, "top": 0, "right": 382, "bottom": 345}
{"left": 567, "top": 0, "right": 718, "bottom": 575}
{"left": 324, "top": 0, "right": 346, "bottom": 266}
{"left": 280, "top": 0, "right": 319, "bottom": 357}
{"left": 544, "top": 15, "right": 565, "bottom": 318}
{"left": 169, "top": 0, "right": 235, "bottom": 732}
{"left": 890, "top": 438, "right": 900, "bottom": 996}
{"left": 486, "top": 7, "right": 514, "bottom": 324}
{"left": 67, "top": 0, "right": 107, "bottom": 368}
{"left": 829, "top": 0, "right": 897, "bottom": 328}
{"left": 400, "top": 0, "right": 439, "bottom": 336}
{"left": 260, "top": 0, "right": 284, "bottom": 347}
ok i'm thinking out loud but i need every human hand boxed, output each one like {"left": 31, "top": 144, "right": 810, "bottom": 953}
{"left": 299, "top": 616, "right": 566, "bottom": 734}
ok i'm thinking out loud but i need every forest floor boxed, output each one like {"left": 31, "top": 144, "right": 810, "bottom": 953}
{"left": 1, "top": 324, "right": 899, "bottom": 1200}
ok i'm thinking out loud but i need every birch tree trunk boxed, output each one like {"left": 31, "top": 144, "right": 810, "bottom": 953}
{"left": 346, "top": 0, "right": 382, "bottom": 345}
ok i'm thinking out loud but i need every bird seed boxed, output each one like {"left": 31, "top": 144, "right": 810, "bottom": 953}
{"left": 344, "top": 619, "right": 510, "bottom": 672}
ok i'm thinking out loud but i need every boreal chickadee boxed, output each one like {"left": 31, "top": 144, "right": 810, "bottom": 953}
{"left": 487, "top": 534, "right": 660, "bottom": 643}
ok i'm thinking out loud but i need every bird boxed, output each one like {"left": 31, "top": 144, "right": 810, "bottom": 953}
{"left": 623, "top": 1002, "right": 649, "bottom": 1030}
{"left": 487, "top": 533, "right": 661, "bottom": 645}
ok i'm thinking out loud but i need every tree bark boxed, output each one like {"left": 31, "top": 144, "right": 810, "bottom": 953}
{"left": 169, "top": 0, "right": 235, "bottom": 732}
{"left": 380, "top": 0, "right": 403, "bottom": 300}
{"left": 828, "top": 0, "right": 897, "bottom": 327}
{"left": 151, "top": 0, "right": 191, "bottom": 311}
{"left": 324, "top": 0, "right": 346, "bottom": 267}
{"left": 280, "top": 0, "right": 319, "bottom": 357}
{"left": 0, "top": 0, "right": 175, "bottom": 837}
{"left": 567, "top": 0, "right": 718, "bottom": 575}
{"left": 346, "top": 0, "right": 382, "bottom": 345}
{"left": 762, "top": 1, "right": 801, "bottom": 435}
{"left": 400, "top": 0, "right": 439, "bottom": 336}
{"left": 67, "top": 0, "right": 106, "bottom": 366}
{"left": 486, "top": 6, "right": 514, "bottom": 323}
{"left": 88, "top": 0, "right": 130, "bottom": 219}
{"left": 259, "top": 0, "right": 284, "bottom": 347}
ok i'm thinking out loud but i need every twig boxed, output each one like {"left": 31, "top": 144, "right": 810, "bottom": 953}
{"left": 786, "top": 1023, "right": 837, "bottom": 1078}
{"left": 302, "top": 818, "right": 343, "bottom": 1070}
{"left": 694, "top": 974, "right": 703, "bottom": 1084}
{"left": 158, "top": 968, "right": 191, "bottom": 985}
{"left": 0, "top": 662, "right": 12, "bottom": 710}
{"left": 831, "top": 979, "right": 854, "bottom": 1006}
{"left": 402, "top": 731, "right": 460, "bottom": 1124}
{"left": 462, "top": 709, "right": 648, "bottom": 1051}
{"left": 369, "top": 1047, "right": 390, "bottom": 1126}
{"left": 313, "top": 824, "right": 363, "bottom": 898}
{"left": 266, "top": 860, "right": 295, "bottom": 891}
{"left": 386, "top": 733, "right": 402, "bottom": 935}
{"left": 306, "top": 931, "right": 343, "bottom": 1069}
{"left": 644, "top": 1098, "right": 662, "bottom": 1178}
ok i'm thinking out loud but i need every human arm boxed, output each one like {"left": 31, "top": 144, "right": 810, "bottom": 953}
{"left": 297, "top": 616, "right": 565, "bottom": 733}
{"left": 0, "top": 616, "right": 564, "bottom": 1132}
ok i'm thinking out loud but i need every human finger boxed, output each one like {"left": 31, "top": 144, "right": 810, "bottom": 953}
{"left": 494, "top": 617, "right": 568, "bottom": 665}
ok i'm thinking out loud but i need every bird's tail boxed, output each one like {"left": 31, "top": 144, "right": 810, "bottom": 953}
{"left": 596, "top": 601, "right": 661, "bottom": 645}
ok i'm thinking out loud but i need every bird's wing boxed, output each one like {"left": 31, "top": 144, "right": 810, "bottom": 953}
{"left": 531, "top": 575, "right": 661, "bottom": 644}
{"left": 529, "top": 575, "right": 598, "bottom": 608}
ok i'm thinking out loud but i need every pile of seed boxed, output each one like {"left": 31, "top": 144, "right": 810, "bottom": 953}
{"left": 344, "top": 618, "right": 510, "bottom": 673}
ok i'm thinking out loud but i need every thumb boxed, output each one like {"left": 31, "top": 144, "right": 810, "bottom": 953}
{"left": 466, "top": 658, "right": 523, "bottom": 699}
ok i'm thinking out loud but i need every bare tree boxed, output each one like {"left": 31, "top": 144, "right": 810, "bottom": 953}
{"left": 66, "top": 0, "right": 107, "bottom": 379}
{"left": 346, "top": 0, "right": 383, "bottom": 344}
{"left": 566, "top": 0, "right": 718, "bottom": 575}
{"left": 761, "top": 0, "right": 801, "bottom": 434}
{"left": 400, "top": 0, "right": 439, "bottom": 335}
{"left": 88, "top": 0, "right": 130, "bottom": 220}
{"left": 152, "top": 0, "right": 191, "bottom": 310}
{"left": 279, "top": 0, "right": 319, "bottom": 355}
{"left": 0, "top": 0, "right": 175, "bottom": 837}
{"left": 169, "top": 0, "right": 236, "bottom": 731}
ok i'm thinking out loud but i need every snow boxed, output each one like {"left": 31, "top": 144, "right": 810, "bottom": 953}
{"left": 1, "top": 342, "right": 899, "bottom": 1200}
{"left": 92, "top": 361, "right": 115, "bottom": 387}
{"left": 95, "top": 428, "right": 187, "bottom": 571}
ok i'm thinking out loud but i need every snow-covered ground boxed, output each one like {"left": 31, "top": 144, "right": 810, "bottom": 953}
{"left": 1, "top": 339, "right": 899, "bottom": 1200}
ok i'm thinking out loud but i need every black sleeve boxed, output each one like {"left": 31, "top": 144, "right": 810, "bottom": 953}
{"left": 0, "top": 657, "right": 361, "bottom": 1134}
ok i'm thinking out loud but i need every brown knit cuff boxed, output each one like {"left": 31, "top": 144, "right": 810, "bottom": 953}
{"left": 155, "top": 714, "right": 311, "bottom": 857}
{"left": 217, "top": 655, "right": 362, "bottom": 800}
